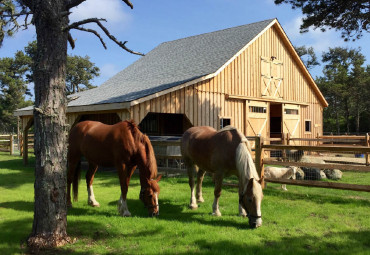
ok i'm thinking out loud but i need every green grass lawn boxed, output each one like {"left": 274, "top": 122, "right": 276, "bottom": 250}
{"left": 0, "top": 151, "right": 369, "bottom": 255}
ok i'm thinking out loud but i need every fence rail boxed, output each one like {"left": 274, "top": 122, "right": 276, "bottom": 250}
{"left": 148, "top": 135, "right": 370, "bottom": 192}
{"left": 0, "top": 133, "right": 34, "bottom": 155}
{"left": 255, "top": 136, "right": 370, "bottom": 192}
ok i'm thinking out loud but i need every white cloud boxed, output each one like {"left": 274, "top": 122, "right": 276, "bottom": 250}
{"left": 70, "top": 0, "right": 132, "bottom": 31}
{"left": 283, "top": 16, "right": 344, "bottom": 53}
{"left": 100, "top": 63, "right": 121, "bottom": 79}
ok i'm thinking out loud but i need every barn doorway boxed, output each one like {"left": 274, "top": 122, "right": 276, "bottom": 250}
{"left": 269, "top": 103, "right": 282, "bottom": 139}
{"left": 139, "top": 112, "right": 193, "bottom": 136}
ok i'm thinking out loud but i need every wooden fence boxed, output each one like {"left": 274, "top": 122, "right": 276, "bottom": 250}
{"left": 255, "top": 136, "right": 370, "bottom": 192}
{"left": 0, "top": 133, "right": 34, "bottom": 155}
{"left": 0, "top": 134, "right": 15, "bottom": 155}
{"left": 149, "top": 135, "right": 370, "bottom": 192}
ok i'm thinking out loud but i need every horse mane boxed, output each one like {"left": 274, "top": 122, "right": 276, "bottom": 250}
{"left": 125, "top": 120, "right": 158, "bottom": 179}
{"left": 233, "top": 128, "right": 260, "bottom": 184}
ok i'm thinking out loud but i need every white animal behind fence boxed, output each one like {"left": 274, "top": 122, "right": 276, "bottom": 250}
{"left": 264, "top": 166, "right": 297, "bottom": 191}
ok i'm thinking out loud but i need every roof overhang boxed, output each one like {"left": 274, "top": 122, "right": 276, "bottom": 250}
{"left": 14, "top": 101, "right": 132, "bottom": 117}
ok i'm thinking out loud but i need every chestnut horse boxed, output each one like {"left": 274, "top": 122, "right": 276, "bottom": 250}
{"left": 67, "top": 120, "right": 161, "bottom": 217}
{"left": 181, "top": 126, "right": 263, "bottom": 228}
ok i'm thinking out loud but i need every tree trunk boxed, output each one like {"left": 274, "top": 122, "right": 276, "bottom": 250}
{"left": 27, "top": 0, "right": 71, "bottom": 249}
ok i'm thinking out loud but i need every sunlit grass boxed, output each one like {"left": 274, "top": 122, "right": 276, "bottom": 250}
{"left": 0, "top": 151, "right": 369, "bottom": 254}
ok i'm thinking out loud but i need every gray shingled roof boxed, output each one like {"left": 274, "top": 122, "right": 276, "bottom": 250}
{"left": 66, "top": 19, "right": 275, "bottom": 107}
{"left": 16, "top": 19, "right": 275, "bottom": 113}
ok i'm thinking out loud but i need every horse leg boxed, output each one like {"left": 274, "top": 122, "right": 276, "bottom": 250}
{"left": 196, "top": 169, "right": 206, "bottom": 203}
{"left": 117, "top": 164, "right": 136, "bottom": 217}
{"left": 86, "top": 163, "right": 100, "bottom": 207}
{"left": 212, "top": 172, "right": 223, "bottom": 216}
{"left": 187, "top": 163, "right": 198, "bottom": 209}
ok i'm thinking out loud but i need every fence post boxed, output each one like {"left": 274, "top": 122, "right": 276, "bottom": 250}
{"left": 10, "top": 134, "right": 14, "bottom": 155}
{"left": 282, "top": 133, "right": 287, "bottom": 161}
{"left": 366, "top": 133, "right": 369, "bottom": 166}
{"left": 23, "top": 130, "right": 28, "bottom": 165}
{"left": 255, "top": 136, "right": 265, "bottom": 188}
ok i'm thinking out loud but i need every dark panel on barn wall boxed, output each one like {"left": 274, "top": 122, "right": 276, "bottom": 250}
{"left": 139, "top": 112, "right": 193, "bottom": 136}
{"left": 78, "top": 113, "right": 121, "bottom": 125}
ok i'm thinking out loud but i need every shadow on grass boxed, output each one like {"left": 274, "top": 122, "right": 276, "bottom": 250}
{"left": 0, "top": 157, "right": 35, "bottom": 189}
{"left": 158, "top": 229, "right": 370, "bottom": 255}
{"left": 264, "top": 188, "right": 370, "bottom": 206}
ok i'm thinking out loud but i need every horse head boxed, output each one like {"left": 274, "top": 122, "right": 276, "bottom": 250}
{"left": 240, "top": 177, "right": 264, "bottom": 228}
{"left": 140, "top": 175, "right": 162, "bottom": 217}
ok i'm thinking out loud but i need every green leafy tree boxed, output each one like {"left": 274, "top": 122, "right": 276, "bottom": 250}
{"left": 25, "top": 41, "right": 100, "bottom": 95}
{"left": 317, "top": 47, "right": 369, "bottom": 134}
{"left": 1, "top": 0, "right": 142, "bottom": 249}
{"left": 66, "top": 55, "right": 99, "bottom": 94}
{"left": 274, "top": 0, "right": 370, "bottom": 41}
{"left": 294, "top": 45, "right": 319, "bottom": 70}
{"left": 0, "top": 51, "right": 32, "bottom": 132}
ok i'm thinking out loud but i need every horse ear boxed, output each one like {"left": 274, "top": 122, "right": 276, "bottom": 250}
{"left": 156, "top": 174, "right": 162, "bottom": 182}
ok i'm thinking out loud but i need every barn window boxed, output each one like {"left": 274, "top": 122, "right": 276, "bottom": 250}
{"left": 305, "top": 120, "right": 311, "bottom": 132}
{"left": 284, "top": 109, "right": 299, "bottom": 115}
{"left": 249, "top": 106, "right": 266, "bottom": 113}
{"left": 220, "top": 118, "right": 231, "bottom": 129}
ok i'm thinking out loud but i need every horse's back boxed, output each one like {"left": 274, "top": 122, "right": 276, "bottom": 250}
{"left": 68, "top": 121, "right": 132, "bottom": 166}
{"left": 181, "top": 126, "right": 241, "bottom": 173}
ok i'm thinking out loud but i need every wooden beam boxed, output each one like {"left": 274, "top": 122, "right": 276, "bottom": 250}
{"left": 226, "top": 94, "right": 309, "bottom": 106}
{"left": 265, "top": 178, "right": 370, "bottom": 192}
{"left": 262, "top": 144, "right": 370, "bottom": 153}
{"left": 263, "top": 160, "right": 370, "bottom": 172}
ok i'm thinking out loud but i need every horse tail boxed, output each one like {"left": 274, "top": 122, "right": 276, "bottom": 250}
{"left": 235, "top": 139, "right": 260, "bottom": 182}
{"left": 72, "top": 160, "right": 82, "bottom": 202}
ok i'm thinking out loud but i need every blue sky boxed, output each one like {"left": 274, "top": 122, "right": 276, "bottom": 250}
{"left": 1, "top": 0, "right": 369, "bottom": 92}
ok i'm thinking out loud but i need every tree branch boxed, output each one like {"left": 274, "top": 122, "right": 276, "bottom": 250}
{"left": 66, "top": 0, "right": 87, "bottom": 10}
{"left": 122, "top": 0, "right": 133, "bottom": 9}
{"left": 67, "top": 32, "right": 76, "bottom": 49}
{"left": 67, "top": 18, "right": 144, "bottom": 56}
{"left": 74, "top": 26, "right": 107, "bottom": 49}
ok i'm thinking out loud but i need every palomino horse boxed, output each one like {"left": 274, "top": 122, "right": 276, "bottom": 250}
{"left": 67, "top": 120, "right": 162, "bottom": 217}
{"left": 181, "top": 126, "right": 263, "bottom": 228}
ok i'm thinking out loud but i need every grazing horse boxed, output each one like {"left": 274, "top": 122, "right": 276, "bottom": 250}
{"left": 181, "top": 126, "right": 263, "bottom": 228}
{"left": 67, "top": 120, "right": 162, "bottom": 217}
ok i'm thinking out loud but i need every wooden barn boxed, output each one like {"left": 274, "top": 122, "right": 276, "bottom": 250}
{"left": 15, "top": 18, "right": 328, "bottom": 162}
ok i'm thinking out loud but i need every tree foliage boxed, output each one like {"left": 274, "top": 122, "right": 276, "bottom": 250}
{"left": 294, "top": 45, "right": 320, "bottom": 70}
{"left": 0, "top": 0, "right": 140, "bottom": 250}
{"left": 316, "top": 47, "right": 370, "bottom": 134}
{"left": 25, "top": 41, "right": 100, "bottom": 95}
{"left": 0, "top": 51, "right": 32, "bottom": 132}
{"left": 0, "top": 41, "right": 100, "bottom": 133}
{"left": 274, "top": 0, "right": 370, "bottom": 41}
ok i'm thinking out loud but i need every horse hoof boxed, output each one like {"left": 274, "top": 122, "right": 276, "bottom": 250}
{"left": 212, "top": 211, "right": 222, "bottom": 217}
{"left": 189, "top": 204, "right": 198, "bottom": 210}
{"left": 197, "top": 197, "right": 205, "bottom": 203}
{"left": 120, "top": 212, "right": 131, "bottom": 217}
{"left": 88, "top": 201, "right": 100, "bottom": 207}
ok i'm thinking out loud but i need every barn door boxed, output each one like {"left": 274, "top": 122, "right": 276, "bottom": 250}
{"left": 247, "top": 101, "right": 268, "bottom": 139}
{"left": 261, "top": 56, "right": 283, "bottom": 98}
{"left": 282, "top": 104, "right": 300, "bottom": 143}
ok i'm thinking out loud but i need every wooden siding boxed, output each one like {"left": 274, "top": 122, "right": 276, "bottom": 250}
{"left": 128, "top": 24, "right": 323, "bottom": 141}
